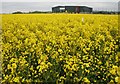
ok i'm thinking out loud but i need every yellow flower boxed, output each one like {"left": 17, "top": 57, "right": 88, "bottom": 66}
{"left": 46, "top": 46, "right": 51, "bottom": 52}
{"left": 70, "top": 73, "right": 72, "bottom": 77}
{"left": 60, "top": 76, "right": 66, "bottom": 80}
{"left": 113, "top": 65, "right": 118, "bottom": 70}
{"left": 83, "top": 49, "right": 87, "bottom": 54}
{"left": 83, "top": 77, "right": 90, "bottom": 82}
{"left": 58, "top": 49, "right": 63, "bottom": 53}
{"left": 115, "top": 77, "right": 119, "bottom": 82}
{"left": 86, "top": 48, "right": 90, "bottom": 51}
{"left": 81, "top": 65, "right": 84, "bottom": 69}
{"left": 13, "top": 77, "right": 20, "bottom": 82}
{"left": 98, "top": 61, "right": 102, "bottom": 65}
{"left": 12, "top": 63, "right": 17, "bottom": 69}
{"left": 85, "top": 63, "right": 89, "bottom": 67}
{"left": 7, "top": 64, "right": 11, "bottom": 69}
{"left": 110, "top": 69, "right": 116, "bottom": 75}
{"left": 109, "top": 80, "right": 114, "bottom": 83}
{"left": 117, "top": 67, "right": 120, "bottom": 76}
{"left": 30, "top": 66, "right": 33, "bottom": 71}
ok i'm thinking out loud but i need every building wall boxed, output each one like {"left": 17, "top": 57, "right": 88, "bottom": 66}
{"left": 82, "top": 7, "right": 92, "bottom": 13}
{"left": 65, "top": 6, "right": 76, "bottom": 13}
{"left": 52, "top": 7, "right": 60, "bottom": 12}
{"left": 80, "top": 7, "right": 92, "bottom": 13}
{"left": 52, "top": 6, "right": 66, "bottom": 13}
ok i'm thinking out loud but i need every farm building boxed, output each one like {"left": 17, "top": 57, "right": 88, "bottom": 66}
{"left": 52, "top": 6, "right": 93, "bottom": 13}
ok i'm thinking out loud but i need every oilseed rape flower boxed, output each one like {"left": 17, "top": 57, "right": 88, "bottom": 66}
{"left": 13, "top": 77, "right": 20, "bottom": 82}
{"left": 2, "top": 14, "right": 119, "bottom": 83}
{"left": 83, "top": 77, "right": 90, "bottom": 83}
{"left": 12, "top": 63, "right": 17, "bottom": 69}
{"left": 115, "top": 77, "right": 120, "bottom": 83}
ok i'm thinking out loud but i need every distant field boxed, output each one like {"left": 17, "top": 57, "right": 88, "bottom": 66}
{"left": 2, "top": 14, "right": 120, "bottom": 83}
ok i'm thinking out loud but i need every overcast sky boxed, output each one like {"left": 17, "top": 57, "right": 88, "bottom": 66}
{"left": 1, "top": 0, "right": 120, "bottom": 13}
{"left": 1, "top": 0, "right": 119, "bottom": 2}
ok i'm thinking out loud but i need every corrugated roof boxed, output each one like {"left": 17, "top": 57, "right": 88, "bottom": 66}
{"left": 52, "top": 6, "right": 92, "bottom": 9}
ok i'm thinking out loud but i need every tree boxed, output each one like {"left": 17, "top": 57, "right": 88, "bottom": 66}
{"left": 12, "top": 11, "right": 23, "bottom": 14}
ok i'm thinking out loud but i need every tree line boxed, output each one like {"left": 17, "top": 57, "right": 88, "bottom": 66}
{"left": 12, "top": 11, "right": 119, "bottom": 14}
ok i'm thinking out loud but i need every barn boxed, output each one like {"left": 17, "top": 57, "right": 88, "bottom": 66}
{"left": 52, "top": 6, "right": 93, "bottom": 13}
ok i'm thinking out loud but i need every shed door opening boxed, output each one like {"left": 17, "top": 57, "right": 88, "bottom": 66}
{"left": 60, "top": 7, "right": 65, "bottom": 12}
{"left": 75, "top": 6, "right": 80, "bottom": 13}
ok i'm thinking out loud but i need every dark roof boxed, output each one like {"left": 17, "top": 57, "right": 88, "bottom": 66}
{"left": 52, "top": 6, "right": 65, "bottom": 8}
{"left": 52, "top": 6, "right": 92, "bottom": 9}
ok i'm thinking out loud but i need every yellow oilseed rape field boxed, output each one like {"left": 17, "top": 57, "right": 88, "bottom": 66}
{"left": 1, "top": 14, "right": 120, "bottom": 83}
